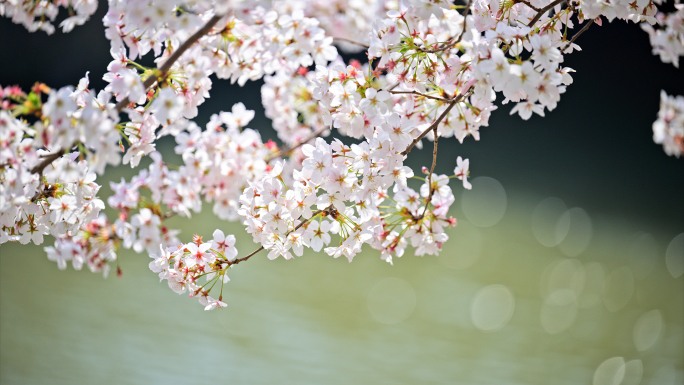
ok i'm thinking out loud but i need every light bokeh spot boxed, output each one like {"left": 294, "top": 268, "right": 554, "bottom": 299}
{"left": 438, "top": 220, "right": 483, "bottom": 270}
{"left": 649, "top": 365, "right": 676, "bottom": 385}
{"left": 470, "top": 284, "right": 515, "bottom": 332}
{"left": 461, "top": 177, "right": 507, "bottom": 228}
{"left": 557, "top": 208, "right": 593, "bottom": 257}
{"left": 367, "top": 277, "right": 417, "bottom": 325}
{"left": 602, "top": 266, "right": 634, "bottom": 313}
{"left": 621, "top": 359, "right": 643, "bottom": 385}
{"left": 633, "top": 309, "right": 663, "bottom": 351}
{"left": 593, "top": 357, "right": 625, "bottom": 385}
{"left": 665, "top": 233, "right": 684, "bottom": 278}
{"left": 542, "top": 258, "right": 586, "bottom": 304}
{"left": 532, "top": 197, "right": 570, "bottom": 247}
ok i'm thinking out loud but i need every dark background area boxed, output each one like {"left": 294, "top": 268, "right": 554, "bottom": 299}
{"left": 1, "top": 6, "right": 682, "bottom": 235}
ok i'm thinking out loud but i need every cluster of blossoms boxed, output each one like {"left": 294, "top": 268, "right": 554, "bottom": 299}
{"left": 1, "top": 0, "right": 682, "bottom": 310}
{"left": 149, "top": 230, "right": 237, "bottom": 310}
{"left": 261, "top": 67, "right": 331, "bottom": 148}
{"left": 0, "top": 134, "right": 117, "bottom": 275}
{"left": 653, "top": 91, "right": 684, "bottom": 158}
{"left": 0, "top": 0, "right": 97, "bottom": 34}
{"left": 169, "top": 104, "right": 273, "bottom": 221}
{"left": 104, "top": 2, "right": 338, "bottom": 88}
{"left": 641, "top": 4, "right": 684, "bottom": 68}
{"left": 238, "top": 135, "right": 466, "bottom": 265}
{"left": 271, "top": 0, "right": 392, "bottom": 53}
{"left": 0, "top": 151, "right": 104, "bottom": 245}
{"left": 367, "top": 0, "right": 579, "bottom": 125}
{"left": 106, "top": 118, "right": 272, "bottom": 255}
{"left": 45, "top": 215, "right": 119, "bottom": 276}
{"left": 93, "top": 102, "right": 269, "bottom": 274}
{"left": 0, "top": 83, "right": 117, "bottom": 253}
{"left": 108, "top": 154, "right": 183, "bottom": 256}
{"left": 1, "top": 78, "right": 122, "bottom": 175}
{"left": 98, "top": 3, "right": 341, "bottom": 170}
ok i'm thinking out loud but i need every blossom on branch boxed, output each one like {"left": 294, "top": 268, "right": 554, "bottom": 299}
{"left": 1, "top": 0, "right": 682, "bottom": 310}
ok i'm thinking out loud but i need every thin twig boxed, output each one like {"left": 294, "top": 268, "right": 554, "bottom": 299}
{"left": 417, "top": 127, "right": 439, "bottom": 220}
{"left": 115, "top": 14, "right": 224, "bottom": 113}
{"left": 401, "top": 91, "right": 469, "bottom": 156}
{"left": 516, "top": 0, "right": 541, "bottom": 12}
{"left": 333, "top": 37, "right": 370, "bottom": 49}
{"left": 229, "top": 246, "right": 264, "bottom": 266}
{"left": 408, "top": 89, "right": 475, "bottom": 220}
{"left": 227, "top": 208, "right": 329, "bottom": 266}
{"left": 526, "top": 0, "right": 566, "bottom": 27}
{"left": 265, "top": 127, "right": 328, "bottom": 163}
{"left": 382, "top": 82, "right": 400, "bottom": 92}
{"left": 27, "top": 13, "right": 225, "bottom": 201}
{"left": 561, "top": 19, "right": 593, "bottom": 53}
{"left": 30, "top": 186, "right": 51, "bottom": 202}
{"left": 30, "top": 149, "right": 65, "bottom": 175}
{"left": 389, "top": 90, "right": 452, "bottom": 102}
{"left": 162, "top": 211, "right": 177, "bottom": 220}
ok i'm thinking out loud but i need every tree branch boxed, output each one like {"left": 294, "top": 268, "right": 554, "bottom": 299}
{"left": 115, "top": 14, "right": 224, "bottom": 113}
{"left": 27, "top": 14, "right": 225, "bottom": 193}
{"left": 24, "top": 13, "right": 225, "bottom": 208}
{"left": 516, "top": 0, "right": 541, "bottom": 12}
{"left": 227, "top": 208, "right": 329, "bottom": 266}
{"left": 417, "top": 126, "right": 439, "bottom": 220}
{"left": 229, "top": 245, "right": 265, "bottom": 266}
{"left": 562, "top": 19, "right": 593, "bottom": 53}
{"left": 526, "top": 0, "right": 566, "bottom": 27}
{"left": 389, "top": 90, "right": 453, "bottom": 102}
{"left": 333, "top": 37, "right": 370, "bottom": 49}
{"left": 30, "top": 149, "right": 65, "bottom": 175}
{"left": 401, "top": 90, "right": 469, "bottom": 156}
{"left": 381, "top": 82, "right": 400, "bottom": 92}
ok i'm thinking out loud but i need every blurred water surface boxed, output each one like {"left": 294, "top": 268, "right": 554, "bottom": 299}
{"left": 1, "top": 167, "right": 682, "bottom": 385}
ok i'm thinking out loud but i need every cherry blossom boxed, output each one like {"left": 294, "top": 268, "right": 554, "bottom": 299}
{"left": 653, "top": 91, "right": 684, "bottom": 158}
{"left": 1, "top": 0, "right": 681, "bottom": 311}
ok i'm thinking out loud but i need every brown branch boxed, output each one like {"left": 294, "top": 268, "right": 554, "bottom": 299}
{"left": 229, "top": 246, "right": 264, "bottom": 266}
{"left": 389, "top": 90, "right": 453, "bottom": 102}
{"left": 409, "top": 88, "right": 474, "bottom": 221}
{"left": 227, "top": 208, "right": 329, "bottom": 266}
{"left": 516, "top": 0, "right": 541, "bottom": 12}
{"left": 30, "top": 185, "right": 53, "bottom": 202}
{"left": 410, "top": 90, "right": 475, "bottom": 220}
{"left": 162, "top": 211, "right": 177, "bottom": 220}
{"left": 26, "top": 14, "right": 225, "bottom": 199}
{"left": 400, "top": 91, "right": 468, "bottom": 156}
{"left": 115, "top": 14, "right": 224, "bottom": 113}
{"left": 333, "top": 37, "right": 370, "bottom": 49}
{"left": 384, "top": 82, "right": 400, "bottom": 91}
{"left": 527, "top": 0, "right": 566, "bottom": 27}
{"left": 417, "top": 0, "right": 472, "bottom": 54}
{"left": 22, "top": 14, "right": 225, "bottom": 205}
{"left": 417, "top": 126, "right": 439, "bottom": 221}
{"left": 30, "top": 149, "right": 65, "bottom": 175}
{"left": 265, "top": 127, "right": 328, "bottom": 163}
{"left": 561, "top": 19, "right": 593, "bottom": 53}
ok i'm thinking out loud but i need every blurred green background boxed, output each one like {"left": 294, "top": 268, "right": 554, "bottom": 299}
{"left": 1, "top": 6, "right": 683, "bottom": 385}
